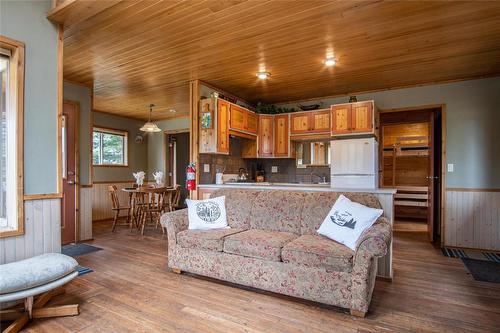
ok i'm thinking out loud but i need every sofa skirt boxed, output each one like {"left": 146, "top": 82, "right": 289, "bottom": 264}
{"left": 169, "top": 247, "right": 359, "bottom": 310}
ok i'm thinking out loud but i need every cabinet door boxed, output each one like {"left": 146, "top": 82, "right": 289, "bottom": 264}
{"left": 310, "top": 109, "right": 330, "bottom": 132}
{"left": 290, "top": 113, "right": 309, "bottom": 134}
{"left": 217, "top": 99, "right": 230, "bottom": 153}
{"left": 230, "top": 104, "right": 246, "bottom": 132}
{"left": 351, "top": 101, "right": 373, "bottom": 133}
{"left": 258, "top": 115, "right": 273, "bottom": 157}
{"left": 331, "top": 104, "right": 351, "bottom": 134}
{"left": 274, "top": 115, "right": 289, "bottom": 157}
{"left": 246, "top": 112, "right": 258, "bottom": 134}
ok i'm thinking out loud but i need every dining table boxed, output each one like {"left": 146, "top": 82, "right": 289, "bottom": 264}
{"left": 122, "top": 185, "right": 173, "bottom": 231}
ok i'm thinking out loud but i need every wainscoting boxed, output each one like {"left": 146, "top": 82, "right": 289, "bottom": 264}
{"left": 445, "top": 189, "right": 500, "bottom": 251}
{"left": 91, "top": 182, "right": 134, "bottom": 221}
{"left": 0, "top": 199, "right": 61, "bottom": 264}
{"left": 79, "top": 186, "right": 93, "bottom": 241}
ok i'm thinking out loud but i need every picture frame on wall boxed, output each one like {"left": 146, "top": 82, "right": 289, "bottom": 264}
{"left": 200, "top": 98, "right": 213, "bottom": 129}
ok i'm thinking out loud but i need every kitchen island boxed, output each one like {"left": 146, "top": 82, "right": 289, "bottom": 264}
{"left": 197, "top": 183, "right": 396, "bottom": 280}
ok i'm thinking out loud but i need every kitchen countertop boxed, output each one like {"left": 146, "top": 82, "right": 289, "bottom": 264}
{"left": 198, "top": 183, "right": 396, "bottom": 194}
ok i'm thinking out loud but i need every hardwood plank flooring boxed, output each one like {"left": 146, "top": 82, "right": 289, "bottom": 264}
{"left": 12, "top": 221, "right": 500, "bottom": 333}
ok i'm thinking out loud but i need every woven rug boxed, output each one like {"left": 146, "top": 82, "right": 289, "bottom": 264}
{"left": 441, "top": 247, "right": 500, "bottom": 263}
{"left": 75, "top": 265, "right": 94, "bottom": 276}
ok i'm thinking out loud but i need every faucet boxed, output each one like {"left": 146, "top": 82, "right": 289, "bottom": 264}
{"left": 310, "top": 172, "right": 327, "bottom": 184}
{"left": 238, "top": 168, "right": 248, "bottom": 182}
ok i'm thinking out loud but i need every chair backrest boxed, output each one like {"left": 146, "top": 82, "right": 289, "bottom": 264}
{"left": 108, "top": 185, "right": 120, "bottom": 209}
{"left": 172, "top": 185, "right": 181, "bottom": 207}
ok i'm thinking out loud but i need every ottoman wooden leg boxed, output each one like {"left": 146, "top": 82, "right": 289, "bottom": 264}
{"left": 171, "top": 268, "right": 182, "bottom": 274}
{"left": 350, "top": 309, "right": 366, "bottom": 318}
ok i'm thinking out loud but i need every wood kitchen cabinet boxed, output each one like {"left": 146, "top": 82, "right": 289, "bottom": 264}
{"left": 217, "top": 99, "right": 230, "bottom": 153}
{"left": 291, "top": 109, "right": 330, "bottom": 135}
{"left": 258, "top": 115, "right": 274, "bottom": 157}
{"left": 229, "top": 104, "right": 258, "bottom": 135}
{"left": 274, "top": 114, "right": 289, "bottom": 157}
{"left": 331, "top": 101, "right": 374, "bottom": 136}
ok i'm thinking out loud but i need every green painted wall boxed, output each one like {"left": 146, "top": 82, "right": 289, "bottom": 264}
{"left": 63, "top": 82, "right": 92, "bottom": 185}
{"left": 92, "top": 112, "right": 148, "bottom": 182}
{"left": 0, "top": 0, "right": 59, "bottom": 194}
{"left": 277, "top": 77, "right": 500, "bottom": 188}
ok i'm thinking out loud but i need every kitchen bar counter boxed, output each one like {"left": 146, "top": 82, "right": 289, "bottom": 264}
{"left": 198, "top": 183, "right": 396, "bottom": 194}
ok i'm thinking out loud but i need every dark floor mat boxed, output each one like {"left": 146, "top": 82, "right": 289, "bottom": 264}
{"left": 62, "top": 243, "right": 103, "bottom": 257}
{"left": 461, "top": 258, "right": 500, "bottom": 283}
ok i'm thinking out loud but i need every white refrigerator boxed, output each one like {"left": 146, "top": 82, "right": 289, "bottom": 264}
{"left": 330, "top": 137, "right": 378, "bottom": 189}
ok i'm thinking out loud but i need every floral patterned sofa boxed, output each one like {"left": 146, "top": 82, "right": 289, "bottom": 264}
{"left": 160, "top": 189, "right": 391, "bottom": 317}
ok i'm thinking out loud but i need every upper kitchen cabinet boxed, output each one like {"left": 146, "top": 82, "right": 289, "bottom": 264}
{"left": 258, "top": 115, "right": 274, "bottom": 157}
{"left": 331, "top": 101, "right": 375, "bottom": 136}
{"left": 274, "top": 114, "right": 290, "bottom": 157}
{"left": 229, "top": 104, "right": 258, "bottom": 135}
{"left": 199, "top": 97, "right": 229, "bottom": 154}
{"left": 291, "top": 109, "right": 330, "bottom": 135}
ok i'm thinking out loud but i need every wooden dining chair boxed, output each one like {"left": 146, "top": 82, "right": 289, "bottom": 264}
{"left": 138, "top": 188, "right": 168, "bottom": 235}
{"left": 108, "top": 185, "right": 131, "bottom": 232}
{"left": 171, "top": 185, "right": 182, "bottom": 210}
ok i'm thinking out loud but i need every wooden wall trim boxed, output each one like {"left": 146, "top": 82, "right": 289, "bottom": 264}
{"left": 24, "top": 193, "right": 64, "bottom": 201}
{"left": 446, "top": 188, "right": 500, "bottom": 192}
{"left": 56, "top": 24, "right": 63, "bottom": 196}
{"left": 189, "top": 80, "right": 200, "bottom": 200}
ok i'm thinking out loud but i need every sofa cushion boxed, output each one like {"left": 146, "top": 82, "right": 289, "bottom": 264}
{"left": 210, "top": 189, "right": 259, "bottom": 229}
{"left": 177, "top": 228, "right": 246, "bottom": 252}
{"left": 0, "top": 253, "right": 78, "bottom": 295}
{"left": 300, "top": 192, "right": 382, "bottom": 235}
{"left": 223, "top": 229, "right": 297, "bottom": 262}
{"left": 249, "top": 190, "right": 306, "bottom": 234}
{"left": 282, "top": 234, "right": 354, "bottom": 273}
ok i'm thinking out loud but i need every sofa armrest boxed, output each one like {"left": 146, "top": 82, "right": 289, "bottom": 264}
{"left": 354, "top": 217, "right": 392, "bottom": 259}
{"left": 160, "top": 209, "right": 189, "bottom": 248}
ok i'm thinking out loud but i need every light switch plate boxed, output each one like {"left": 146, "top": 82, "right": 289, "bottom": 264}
{"left": 271, "top": 166, "right": 278, "bottom": 173}
{"left": 203, "top": 164, "right": 210, "bottom": 173}
{"left": 447, "top": 163, "right": 454, "bottom": 172}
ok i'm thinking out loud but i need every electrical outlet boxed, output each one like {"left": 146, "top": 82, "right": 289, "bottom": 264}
{"left": 203, "top": 164, "right": 210, "bottom": 173}
{"left": 447, "top": 163, "right": 454, "bottom": 172}
{"left": 271, "top": 166, "right": 278, "bottom": 173}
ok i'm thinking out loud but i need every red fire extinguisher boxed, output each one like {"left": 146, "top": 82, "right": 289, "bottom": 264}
{"left": 186, "top": 163, "right": 196, "bottom": 191}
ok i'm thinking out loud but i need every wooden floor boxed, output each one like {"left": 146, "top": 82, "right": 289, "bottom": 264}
{"left": 14, "top": 221, "right": 500, "bottom": 333}
{"left": 393, "top": 219, "right": 428, "bottom": 233}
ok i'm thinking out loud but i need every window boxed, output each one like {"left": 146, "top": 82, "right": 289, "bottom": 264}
{"left": 93, "top": 127, "right": 128, "bottom": 166}
{"left": 0, "top": 36, "right": 24, "bottom": 237}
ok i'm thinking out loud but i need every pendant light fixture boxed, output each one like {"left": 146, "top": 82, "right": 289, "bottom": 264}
{"left": 140, "top": 104, "right": 161, "bottom": 133}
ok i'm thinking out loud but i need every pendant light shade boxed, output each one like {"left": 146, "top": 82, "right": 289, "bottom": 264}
{"left": 140, "top": 104, "right": 161, "bottom": 133}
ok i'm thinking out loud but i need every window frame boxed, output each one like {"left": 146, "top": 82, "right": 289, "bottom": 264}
{"left": 92, "top": 126, "right": 129, "bottom": 167}
{"left": 0, "top": 36, "right": 25, "bottom": 238}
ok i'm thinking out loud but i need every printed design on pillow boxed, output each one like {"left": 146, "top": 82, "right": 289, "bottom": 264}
{"left": 195, "top": 201, "right": 221, "bottom": 223}
{"left": 330, "top": 210, "right": 357, "bottom": 229}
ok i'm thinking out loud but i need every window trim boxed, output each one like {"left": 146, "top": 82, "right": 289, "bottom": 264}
{"left": 0, "top": 36, "right": 25, "bottom": 238}
{"left": 92, "top": 126, "right": 129, "bottom": 167}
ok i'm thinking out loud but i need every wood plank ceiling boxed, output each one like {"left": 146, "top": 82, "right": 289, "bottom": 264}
{"left": 56, "top": 0, "right": 500, "bottom": 120}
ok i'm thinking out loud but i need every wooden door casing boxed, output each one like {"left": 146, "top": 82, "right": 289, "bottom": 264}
{"left": 331, "top": 104, "right": 352, "bottom": 134}
{"left": 217, "top": 99, "right": 229, "bottom": 153}
{"left": 61, "top": 101, "right": 78, "bottom": 245}
{"left": 258, "top": 115, "right": 274, "bottom": 157}
{"left": 351, "top": 101, "right": 374, "bottom": 133}
{"left": 274, "top": 114, "right": 289, "bottom": 157}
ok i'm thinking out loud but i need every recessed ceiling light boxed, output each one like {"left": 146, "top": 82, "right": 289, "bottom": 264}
{"left": 324, "top": 57, "right": 336, "bottom": 67}
{"left": 256, "top": 71, "right": 271, "bottom": 79}
{"left": 169, "top": 109, "right": 176, "bottom": 113}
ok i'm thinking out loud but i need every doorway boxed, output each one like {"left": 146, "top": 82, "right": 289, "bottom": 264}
{"left": 379, "top": 106, "right": 444, "bottom": 242}
{"left": 61, "top": 101, "right": 79, "bottom": 244}
{"left": 166, "top": 131, "right": 190, "bottom": 208}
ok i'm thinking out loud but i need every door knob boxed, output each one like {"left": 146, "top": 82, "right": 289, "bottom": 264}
{"left": 67, "top": 180, "right": 76, "bottom": 185}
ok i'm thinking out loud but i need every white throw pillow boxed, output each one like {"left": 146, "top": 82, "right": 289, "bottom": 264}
{"left": 186, "top": 196, "right": 229, "bottom": 230}
{"left": 317, "top": 195, "right": 383, "bottom": 251}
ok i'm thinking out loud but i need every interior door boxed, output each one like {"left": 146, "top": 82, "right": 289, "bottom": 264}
{"left": 61, "top": 101, "right": 78, "bottom": 245}
{"left": 427, "top": 113, "right": 435, "bottom": 242}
